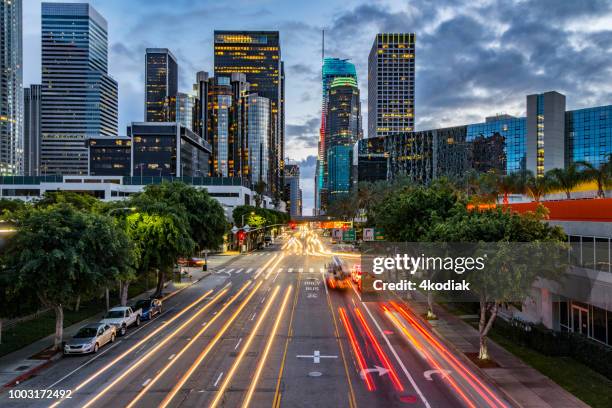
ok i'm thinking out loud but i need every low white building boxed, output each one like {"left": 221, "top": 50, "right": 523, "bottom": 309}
{"left": 0, "top": 175, "right": 284, "bottom": 220}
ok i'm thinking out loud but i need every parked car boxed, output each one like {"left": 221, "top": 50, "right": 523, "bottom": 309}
{"left": 133, "top": 298, "right": 162, "bottom": 320}
{"left": 177, "top": 257, "right": 206, "bottom": 267}
{"left": 64, "top": 323, "right": 116, "bottom": 355}
{"left": 100, "top": 306, "right": 142, "bottom": 336}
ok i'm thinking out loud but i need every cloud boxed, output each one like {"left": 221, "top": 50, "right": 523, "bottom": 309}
{"left": 286, "top": 116, "right": 320, "bottom": 149}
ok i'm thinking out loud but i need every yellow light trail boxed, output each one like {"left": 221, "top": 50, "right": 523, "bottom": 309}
{"left": 125, "top": 281, "right": 254, "bottom": 408}
{"left": 77, "top": 286, "right": 231, "bottom": 408}
{"left": 210, "top": 285, "right": 282, "bottom": 408}
{"left": 49, "top": 286, "right": 225, "bottom": 408}
{"left": 159, "top": 280, "right": 264, "bottom": 408}
{"left": 253, "top": 253, "right": 278, "bottom": 280}
{"left": 264, "top": 253, "right": 285, "bottom": 280}
{"left": 242, "top": 286, "right": 292, "bottom": 408}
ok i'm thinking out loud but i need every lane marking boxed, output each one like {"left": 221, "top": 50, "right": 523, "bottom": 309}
{"left": 234, "top": 338, "right": 243, "bottom": 350}
{"left": 246, "top": 268, "right": 253, "bottom": 274}
{"left": 298, "top": 268, "right": 303, "bottom": 273}
{"left": 235, "top": 268, "right": 244, "bottom": 274}
{"left": 213, "top": 372, "right": 224, "bottom": 387}
{"left": 142, "top": 378, "right": 151, "bottom": 387}
{"left": 250, "top": 312, "right": 257, "bottom": 321}
{"left": 361, "top": 302, "right": 431, "bottom": 408}
{"left": 168, "top": 354, "right": 175, "bottom": 360}
{"left": 288, "top": 268, "right": 293, "bottom": 273}
{"left": 309, "top": 268, "right": 314, "bottom": 273}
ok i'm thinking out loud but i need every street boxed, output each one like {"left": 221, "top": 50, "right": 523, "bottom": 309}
{"left": 0, "top": 227, "right": 510, "bottom": 408}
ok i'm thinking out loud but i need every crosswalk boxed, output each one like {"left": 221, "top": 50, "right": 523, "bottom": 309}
{"left": 215, "top": 266, "right": 326, "bottom": 276}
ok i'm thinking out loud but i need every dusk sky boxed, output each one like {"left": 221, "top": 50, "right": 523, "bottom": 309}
{"left": 23, "top": 0, "right": 612, "bottom": 214}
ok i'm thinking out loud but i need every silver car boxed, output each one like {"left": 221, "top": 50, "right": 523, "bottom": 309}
{"left": 64, "top": 323, "right": 116, "bottom": 355}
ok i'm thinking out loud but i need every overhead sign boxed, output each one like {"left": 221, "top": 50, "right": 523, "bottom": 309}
{"left": 374, "top": 228, "right": 385, "bottom": 241}
{"left": 332, "top": 229, "right": 343, "bottom": 240}
{"left": 363, "top": 228, "right": 374, "bottom": 241}
{"left": 243, "top": 224, "right": 251, "bottom": 232}
{"left": 321, "top": 221, "right": 352, "bottom": 229}
{"left": 342, "top": 229, "right": 356, "bottom": 242}
{"left": 231, "top": 226, "right": 239, "bottom": 234}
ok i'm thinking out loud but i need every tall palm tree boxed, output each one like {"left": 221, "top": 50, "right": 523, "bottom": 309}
{"left": 546, "top": 164, "right": 584, "bottom": 199}
{"left": 497, "top": 173, "right": 520, "bottom": 205}
{"left": 524, "top": 172, "right": 552, "bottom": 203}
{"left": 577, "top": 155, "right": 612, "bottom": 198}
{"left": 254, "top": 181, "right": 266, "bottom": 208}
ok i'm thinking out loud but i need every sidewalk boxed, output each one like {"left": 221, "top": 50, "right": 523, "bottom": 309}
{"left": 406, "top": 299, "right": 589, "bottom": 408}
{"left": 0, "top": 251, "right": 241, "bottom": 389}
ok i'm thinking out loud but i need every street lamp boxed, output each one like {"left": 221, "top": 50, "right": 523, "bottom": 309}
{"left": 241, "top": 211, "right": 256, "bottom": 227}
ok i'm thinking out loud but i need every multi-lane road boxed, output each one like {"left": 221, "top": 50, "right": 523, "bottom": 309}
{"left": 1, "top": 226, "right": 510, "bottom": 408}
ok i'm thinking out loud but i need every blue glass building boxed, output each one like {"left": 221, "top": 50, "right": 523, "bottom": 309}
{"left": 566, "top": 105, "right": 612, "bottom": 168}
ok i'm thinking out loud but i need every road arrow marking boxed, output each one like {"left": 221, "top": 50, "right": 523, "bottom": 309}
{"left": 423, "top": 369, "right": 451, "bottom": 381}
{"left": 296, "top": 350, "right": 338, "bottom": 363}
{"left": 360, "top": 365, "right": 390, "bottom": 379}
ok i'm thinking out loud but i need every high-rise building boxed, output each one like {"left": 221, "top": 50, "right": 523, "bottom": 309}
{"left": 145, "top": 48, "right": 178, "bottom": 123}
{"left": 194, "top": 71, "right": 210, "bottom": 141}
{"left": 0, "top": 0, "right": 23, "bottom": 175}
{"left": 284, "top": 164, "right": 302, "bottom": 216}
{"left": 176, "top": 92, "right": 198, "bottom": 132}
{"left": 24, "top": 85, "right": 41, "bottom": 176}
{"left": 214, "top": 31, "right": 283, "bottom": 196}
{"left": 247, "top": 94, "right": 270, "bottom": 186}
{"left": 315, "top": 58, "right": 357, "bottom": 214}
{"left": 40, "top": 2, "right": 118, "bottom": 175}
{"left": 88, "top": 136, "right": 131, "bottom": 176}
{"left": 527, "top": 91, "right": 566, "bottom": 176}
{"left": 368, "top": 33, "right": 415, "bottom": 138}
{"left": 326, "top": 77, "right": 362, "bottom": 205}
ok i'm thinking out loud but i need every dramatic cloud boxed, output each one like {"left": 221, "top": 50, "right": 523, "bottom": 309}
{"left": 23, "top": 0, "right": 612, "bottom": 214}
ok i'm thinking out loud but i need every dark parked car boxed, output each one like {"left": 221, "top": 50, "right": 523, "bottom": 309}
{"left": 133, "top": 298, "right": 162, "bottom": 320}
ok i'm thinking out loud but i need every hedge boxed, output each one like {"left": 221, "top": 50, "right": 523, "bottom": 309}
{"left": 494, "top": 318, "right": 612, "bottom": 380}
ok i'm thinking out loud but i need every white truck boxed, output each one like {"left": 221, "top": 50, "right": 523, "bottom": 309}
{"left": 100, "top": 306, "right": 142, "bottom": 336}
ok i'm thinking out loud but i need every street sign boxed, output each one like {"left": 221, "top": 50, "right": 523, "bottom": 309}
{"left": 375, "top": 228, "right": 385, "bottom": 241}
{"left": 243, "top": 224, "right": 251, "bottom": 232}
{"left": 363, "top": 228, "right": 374, "bottom": 241}
{"left": 231, "top": 226, "right": 238, "bottom": 234}
{"left": 342, "top": 228, "right": 356, "bottom": 242}
{"left": 332, "top": 228, "right": 343, "bottom": 240}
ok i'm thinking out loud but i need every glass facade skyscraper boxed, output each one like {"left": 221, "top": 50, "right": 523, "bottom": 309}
{"left": 176, "top": 92, "right": 197, "bottom": 132}
{"left": 316, "top": 58, "right": 357, "bottom": 214}
{"left": 40, "top": 2, "right": 118, "bottom": 175}
{"left": 145, "top": 48, "right": 178, "bottom": 122}
{"left": 24, "top": 85, "right": 41, "bottom": 176}
{"left": 0, "top": 0, "right": 23, "bottom": 175}
{"left": 247, "top": 94, "right": 270, "bottom": 185}
{"left": 214, "top": 31, "right": 282, "bottom": 195}
{"left": 368, "top": 33, "right": 415, "bottom": 138}
{"left": 566, "top": 105, "right": 612, "bottom": 168}
{"left": 325, "top": 77, "right": 362, "bottom": 205}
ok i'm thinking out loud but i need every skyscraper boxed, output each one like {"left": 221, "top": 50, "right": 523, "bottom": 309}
{"left": 284, "top": 164, "right": 302, "bottom": 216}
{"left": 0, "top": 0, "right": 23, "bottom": 175}
{"left": 24, "top": 85, "right": 41, "bottom": 176}
{"left": 214, "top": 31, "right": 283, "bottom": 196}
{"left": 368, "top": 33, "right": 415, "bottom": 138}
{"left": 145, "top": 48, "right": 178, "bottom": 122}
{"left": 40, "top": 2, "right": 118, "bottom": 175}
{"left": 176, "top": 92, "right": 198, "bottom": 132}
{"left": 315, "top": 58, "right": 357, "bottom": 214}
{"left": 326, "top": 77, "right": 362, "bottom": 205}
{"left": 247, "top": 94, "right": 270, "bottom": 186}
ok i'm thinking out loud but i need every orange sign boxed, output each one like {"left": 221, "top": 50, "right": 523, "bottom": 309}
{"left": 320, "top": 221, "right": 352, "bottom": 229}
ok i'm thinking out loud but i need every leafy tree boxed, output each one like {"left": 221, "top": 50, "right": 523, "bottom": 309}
{"left": 131, "top": 182, "right": 226, "bottom": 251}
{"left": 327, "top": 195, "right": 358, "bottom": 221}
{"left": 35, "top": 191, "right": 98, "bottom": 211}
{"left": 546, "top": 164, "right": 584, "bottom": 199}
{"left": 3, "top": 205, "right": 128, "bottom": 350}
{"left": 126, "top": 209, "right": 194, "bottom": 298}
{"left": 429, "top": 206, "right": 566, "bottom": 360}
{"left": 524, "top": 171, "right": 552, "bottom": 202}
{"left": 0, "top": 198, "right": 26, "bottom": 216}
{"left": 577, "top": 155, "right": 612, "bottom": 198}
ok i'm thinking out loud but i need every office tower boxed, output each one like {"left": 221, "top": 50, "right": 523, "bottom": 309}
{"left": 88, "top": 136, "right": 131, "bottom": 176}
{"left": 40, "top": 2, "right": 118, "bottom": 175}
{"left": 208, "top": 76, "right": 234, "bottom": 178}
{"left": 315, "top": 58, "right": 357, "bottom": 214}
{"left": 194, "top": 71, "right": 210, "bottom": 141}
{"left": 246, "top": 94, "right": 270, "bottom": 186}
{"left": 176, "top": 92, "right": 198, "bottom": 131}
{"left": 284, "top": 164, "right": 301, "bottom": 216}
{"left": 0, "top": 0, "right": 23, "bottom": 175}
{"left": 326, "top": 77, "right": 362, "bottom": 204}
{"left": 368, "top": 33, "right": 415, "bottom": 138}
{"left": 129, "top": 123, "right": 211, "bottom": 177}
{"left": 527, "top": 91, "right": 566, "bottom": 176}
{"left": 145, "top": 48, "right": 178, "bottom": 122}
{"left": 214, "top": 31, "right": 282, "bottom": 195}
{"left": 24, "top": 85, "right": 41, "bottom": 176}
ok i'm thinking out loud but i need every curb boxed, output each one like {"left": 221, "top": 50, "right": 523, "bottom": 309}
{"left": 400, "top": 299, "right": 523, "bottom": 408}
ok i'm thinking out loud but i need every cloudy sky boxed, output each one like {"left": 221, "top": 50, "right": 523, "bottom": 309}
{"left": 23, "top": 0, "right": 612, "bottom": 214}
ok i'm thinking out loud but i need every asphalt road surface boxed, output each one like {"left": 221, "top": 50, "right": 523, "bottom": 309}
{"left": 0, "top": 226, "right": 510, "bottom": 408}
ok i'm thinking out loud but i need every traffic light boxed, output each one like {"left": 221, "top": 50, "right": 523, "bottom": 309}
{"left": 237, "top": 230, "right": 246, "bottom": 241}
{"left": 289, "top": 221, "right": 297, "bottom": 230}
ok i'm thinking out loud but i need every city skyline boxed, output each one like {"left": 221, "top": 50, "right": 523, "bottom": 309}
{"left": 22, "top": 0, "right": 612, "bottom": 214}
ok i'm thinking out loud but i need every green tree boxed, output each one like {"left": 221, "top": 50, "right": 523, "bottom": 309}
{"left": 254, "top": 181, "right": 267, "bottom": 208}
{"left": 546, "top": 164, "right": 584, "bottom": 199}
{"left": 327, "top": 195, "right": 358, "bottom": 221}
{"left": 3, "top": 205, "right": 128, "bottom": 350}
{"left": 35, "top": 191, "right": 98, "bottom": 211}
{"left": 429, "top": 206, "right": 566, "bottom": 360}
{"left": 524, "top": 171, "right": 552, "bottom": 202}
{"left": 0, "top": 198, "right": 26, "bottom": 216}
{"left": 126, "top": 210, "right": 194, "bottom": 298}
{"left": 577, "top": 155, "right": 612, "bottom": 198}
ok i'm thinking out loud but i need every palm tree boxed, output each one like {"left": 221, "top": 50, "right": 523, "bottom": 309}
{"left": 577, "top": 155, "right": 612, "bottom": 198}
{"left": 546, "top": 164, "right": 584, "bottom": 199}
{"left": 524, "top": 172, "right": 552, "bottom": 203}
{"left": 497, "top": 173, "right": 518, "bottom": 205}
{"left": 356, "top": 182, "right": 376, "bottom": 216}
{"left": 254, "top": 181, "right": 266, "bottom": 208}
